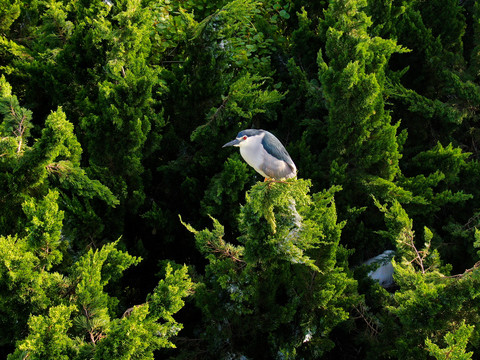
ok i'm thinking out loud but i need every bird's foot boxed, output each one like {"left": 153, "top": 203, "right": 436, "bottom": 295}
{"left": 264, "top": 178, "right": 291, "bottom": 184}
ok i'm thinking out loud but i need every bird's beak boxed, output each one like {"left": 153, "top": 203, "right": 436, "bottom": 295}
{"left": 222, "top": 139, "right": 240, "bottom": 147}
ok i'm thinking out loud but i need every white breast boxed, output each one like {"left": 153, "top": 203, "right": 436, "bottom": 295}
{"left": 239, "top": 134, "right": 268, "bottom": 177}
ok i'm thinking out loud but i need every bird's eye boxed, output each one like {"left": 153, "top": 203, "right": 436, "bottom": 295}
{"left": 243, "top": 136, "right": 247, "bottom": 140}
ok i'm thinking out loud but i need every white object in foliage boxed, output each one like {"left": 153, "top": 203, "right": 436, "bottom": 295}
{"left": 365, "top": 250, "right": 395, "bottom": 288}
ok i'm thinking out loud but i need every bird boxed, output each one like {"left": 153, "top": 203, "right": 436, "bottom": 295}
{"left": 364, "top": 250, "right": 395, "bottom": 288}
{"left": 222, "top": 129, "right": 297, "bottom": 180}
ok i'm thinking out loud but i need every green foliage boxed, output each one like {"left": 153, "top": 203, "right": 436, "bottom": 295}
{"left": 147, "top": 263, "right": 193, "bottom": 323}
{"left": 318, "top": 0, "right": 405, "bottom": 188}
{"left": 191, "top": 72, "right": 284, "bottom": 143}
{"left": 374, "top": 198, "right": 442, "bottom": 274}
{"left": 0, "top": 75, "right": 32, "bottom": 148}
{"left": 2, "top": 0, "right": 480, "bottom": 358}
{"left": 365, "top": 198, "right": 480, "bottom": 359}
{"left": 0, "top": 75, "right": 193, "bottom": 357}
{"left": 0, "top": 0, "right": 20, "bottom": 32}
{"left": 3, "top": 236, "right": 193, "bottom": 359}
{"left": 8, "top": 304, "right": 77, "bottom": 360}
{"left": 22, "top": 190, "right": 65, "bottom": 270}
{"left": 72, "top": 241, "right": 141, "bottom": 345}
{"left": 193, "top": 0, "right": 269, "bottom": 69}
{"left": 426, "top": 322, "right": 475, "bottom": 360}
{"left": 0, "top": 233, "right": 65, "bottom": 346}
{"left": 201, "top": 156, "right": 251, "bottom": 223}
{"left": 183, "top": 180, "right": 357, "bottom": 358}
{"left": 94, "top": 304, "right": 163, "bottom": 360}
{"left": 0, "top": 76, "right": 117, "bottom": 243}
{"left": 95, "top": 264, "right": 193, "bottom": 359}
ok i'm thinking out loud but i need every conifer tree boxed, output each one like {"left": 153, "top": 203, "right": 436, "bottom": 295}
{"left": 5, "top": 240, "right": 193, "bottom": 359}
{"left": 363, "top": 199, "right": 480, "bottom": 359}
{"left": 0, "top": 74, "right": 193, "bottom": 358}
{"left": 316, "top": 0, "right": 407, "bottom": 261}
{"left": 426, "top": 322, "right": 475, "bottom": 360}
{"left": 3, "top": 0, "right": 480, "bottom": 358}
{"left": 73, "top": 0, "right": 166, "bottom": 212}
{"left": 183, "top": 180, "right": 357, "bottom": 358}
{"left": 318, "top": 0, "right": 404, "bottom": 190}
{"left": 0, "top": 75, "right": 117, "bottom": 246}
{"left": 365, "top": 0, "right": 480, "bottom": 269}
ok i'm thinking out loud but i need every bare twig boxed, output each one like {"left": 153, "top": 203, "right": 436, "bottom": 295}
{"left": 10, "top": 103, "right": 27, "bottom": 153}
{"left": 352, "top": 303, "right": 379, "bottom": 337}
{"left": 206, "top": 240, "right": 245, "bottom": 263}
{"left": 46, "top": 163, "right": 62, "bottom": 174}
{"left": 189, "top": 95, "right": 230, "bottom": 137}
{"left": 210, "top": 95, "right": 230, "bottom": 122}
{"left": 122, "top": 306, "right": 136, "bottom": 318}
{"left": 463, "top": 212, "right": 480, "bottom": 231}
{"left": 442, "top": 261, "right": 480, "bottom": 279}
{"left": 404, "top": 231, "right": 428, "bottom": 274}
{"left": 82, "top": 305, "right": 105, "bottom": 345}
{"left": 444, "top": 348, "right": 454, "bottom": 360}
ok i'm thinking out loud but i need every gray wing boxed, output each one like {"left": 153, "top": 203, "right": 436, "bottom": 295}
{"left": 262, "top": 131, "right": 296, "bottom": 170}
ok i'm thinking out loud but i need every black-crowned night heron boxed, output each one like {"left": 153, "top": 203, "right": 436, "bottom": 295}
{"left": 223, "top": 129, "right": 297, "bottom": 180}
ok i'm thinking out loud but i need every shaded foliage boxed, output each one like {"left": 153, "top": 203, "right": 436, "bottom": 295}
{"left": 1, "top": 0, "right": 480, "bottom": 358}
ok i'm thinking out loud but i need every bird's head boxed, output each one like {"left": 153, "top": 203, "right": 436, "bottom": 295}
{"left": 222, "top": 129, "right": 263, "bottom": 148}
